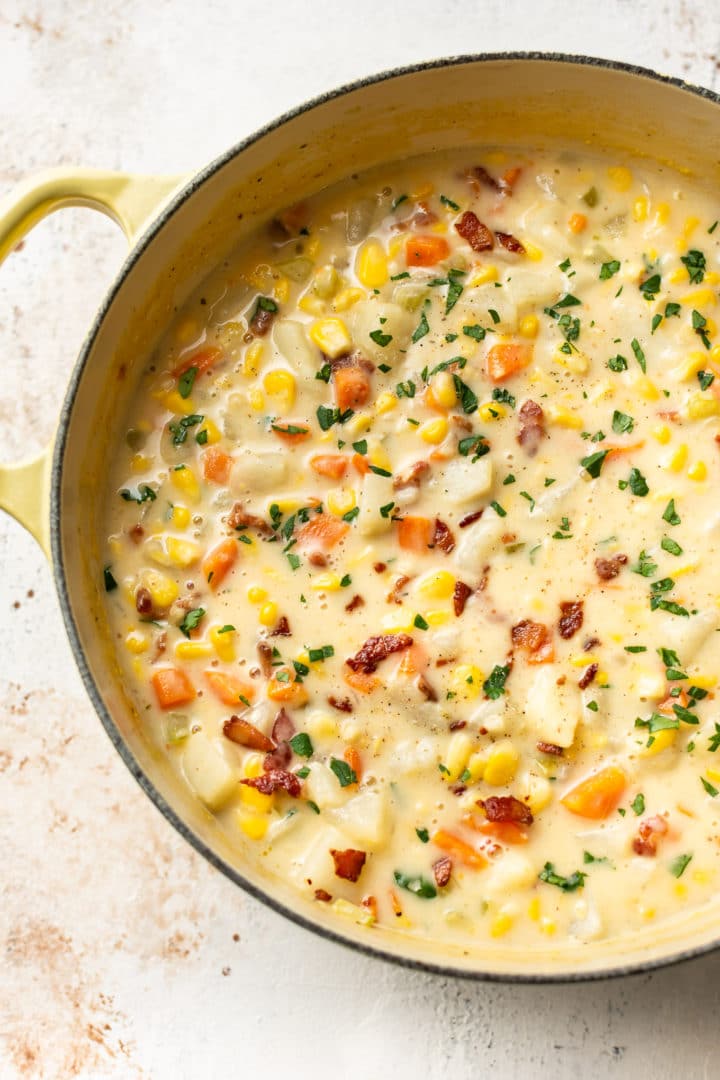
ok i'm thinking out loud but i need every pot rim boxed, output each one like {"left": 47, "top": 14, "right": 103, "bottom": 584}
{"left": 50, "top": 51, "right": 720, "bottom": 983}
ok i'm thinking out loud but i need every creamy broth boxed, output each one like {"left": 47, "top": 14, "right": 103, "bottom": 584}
{"left": 102, "top": 147, "right": 720, "bottom": 949}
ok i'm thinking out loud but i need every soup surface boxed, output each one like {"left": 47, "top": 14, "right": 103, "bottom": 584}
{"left": 103, "top": 147, "right": 720, "bottom": 950}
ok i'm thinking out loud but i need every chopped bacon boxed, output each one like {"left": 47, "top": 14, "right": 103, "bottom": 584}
{"left": 135, "top": 586, "right": 153, "bottom": 616}
{"left": 584, "top": 636, "right": 601, "bottom": 651}
{"left": 249, "top": 305, "right": 276, "bottom": 338}
{"left": 270, "top": 616, "right": 291, "bottom": 637}
{"left": 451, "top": 414, "right": 473, "bottom": 432}
{"left": 578, "top": 662, "right": 598, "bottom": 690}
{"left": 632, "top": 815, "right": 669, "bottom": 856}
{"left": 263, "top": 708, "right": 295, "bottom": 770}
{"left": 257, "top": 640, "right": 274, "bottom": 678}
{"left": 537, "top": 741, "right": 564, "bottom": 757}
{"left": 223, "top": 715, "right": 276, "bottom": 752}
{"left": 240, "top": 768, "right": 301, "bottom": 797}
{"left": 480, "top": 796, "right": 534, "bottom": 826}
{"left": 394, "top": 460, "right": 431, "bottom": 490}
{"left": 151, "top": 630, "right": 167, "bottom": 661}
{"left": 465, "top": 164, "right": 504, "bottom": 194}
{"left": 433, "top": 518, "right": 455, "bottom": 553}
{"left": 449, "top": 720, "right": 467, "bottom": 731}
{"left": 458, "top": 509, "right": 484, "bottom": 529}
{"left": 129, "top": 523, "right": 145, "bottom": 545}
{"left": 346, "top": 633, "right": 413, "bottom": 674}
{"left": 308, "top": 552, "right": 327, "bottom": 568}
{"left": 432, "top": 856, "right": 453, "bottom": 888}
{"left": 345, "top": 594, "right": 365, "bottom": 613}
{"left": 417, "top": 673, "right": 438, "bottom": 702}
{"left": 373, "top": 562, "right": 387, "bottom": 573}
{"left": 453, "top": 581, "right": 472, "bottom": 616}
{"left": 558, "top": 601, "right": 584, "bottom": 639}
{"left": 411, "top": 201, "right": 438, "bottom": 228}
{"left": 329, "top": 350, "right": 375, "bottom": 374}
{"left": 387, "top": 574, "right": 411, "bottom": 605}
{"left": 271, "top": 708, "right": 295, "bottom": 744}
{"left": 314, "top": 889, "right": 332, "bottom": 902}
{"left": 227, "top": 501, "right": 273, "bottom": 538}
{"left": 517, "top": 400, "right": 546, "bottom": 456}
{"left": 594, "top": 554, "right": 628, "bottom": 581}
{"left": 512, "top": 619, "right": 550, "bottom": 654}
{"left": 454, "top": 210, "right": 494, "bottom": 252}
{"left": 496, "top": 231, "right": 526, "bottom": 254}
{"left": 328, "top": 695, "right": 354, "bottom": 713}
{"left": 330, "top": 848, "right": 367, "bottom": 882}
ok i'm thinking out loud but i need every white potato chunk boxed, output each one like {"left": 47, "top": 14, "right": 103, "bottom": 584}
{"left": 504, "top": 267, "right": 564, "bottom": 312}
{"left": 182, "top": 730, "right": 237, "bottom": 810}
{"left": 231, "top": 448, "right": 288, "bottom": 493}
{"left": 454, "top": 507, "right": 504, "bottom": 571}
{"left": 469, "top": 699, "right": 507, "bottom": 735}
{"left": 349, "top": 300, "right": 414, "bottom": 362}
{"left": 483, "top": 851, "right": 537, "bottom": 899}
{"left": 304, "top": 763, "right": 348, "bottom": 809}
{"left": 435, "top": 457, "right": 493, "bottom": 506}
{"left": 457, "top": 287, "right": 517, "bottom": 332}
{"left": 288, "top": 825, "right": 355, "bottom": 893}
{"left": 357, "top": 471, "right": 395, "bottom": 537}
{"left": 273, "top": 319, "right": 319, "bottom": 381}
{"left": 658, "top": 610, "right": 718, "bottom": 661}
{"left": 330, "top": 791, "right": 390, "bottom": 851}
{"left": 524, "top": 666, "right": 580, "bottom": 748}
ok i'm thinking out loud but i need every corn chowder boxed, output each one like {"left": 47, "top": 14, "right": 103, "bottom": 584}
{"left": 103, "top": 148, "right": 720, "bottom": 950}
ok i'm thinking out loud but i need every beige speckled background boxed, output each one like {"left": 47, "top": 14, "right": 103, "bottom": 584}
{"left": 2, "top": 2, "right": 720, "bottom": 1077}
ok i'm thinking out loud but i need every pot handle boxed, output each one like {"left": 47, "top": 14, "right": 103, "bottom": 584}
{"left": 0, "top": 167, "right": 187, "bottom": 556}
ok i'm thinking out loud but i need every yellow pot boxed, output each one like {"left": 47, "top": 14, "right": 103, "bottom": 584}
{"left": 2, "top": 54, "right": 719, "bottom": 981}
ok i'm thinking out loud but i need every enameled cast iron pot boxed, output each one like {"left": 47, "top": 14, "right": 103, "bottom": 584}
{"left": 3, "top": 54, "right": 719, "bottom": 981}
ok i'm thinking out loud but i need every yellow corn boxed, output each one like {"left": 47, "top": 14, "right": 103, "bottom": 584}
{"left": 652, "top": 424, "right": 671, "bottom": 444}
{"left": 431, "top": 370, "right": 457, "bottom": 408}
{"left": 171, "top": 505, "right": 191, "bottom": 529}
{"left": 674, "top": 882, "right": 688, "bottom": 899}
{"left": 331, "top": 897, "right": 376, "bottom": 927}
{"left": 175, "top": 640, "right": 213, "bottom": 660}
{"left": 166, "top": 537, "right": 201, "bottom": 568}
{"left": 490, "top": 912, "right": 514, "bottom": 938}
{"left": 312, "top": 264, "right": 340, "bottom": 299}
{"left": 468, "top": 264, "right": 498, "bottom": 286}
{"left": 712, "top": 343, "right": 720, "bottom": 363}
{"left": 671, "top": 350, "right": 708, "bottom": 382}
{"left": 425, "top": 610, "right": 450, "bottom": 627}
{"left": 707, "top": 768, "right": 720, "bottom": 784}
{"left": 155, "top": 389, "right": 199, "bottom": 416}
{"left": 687, "top": 392, "right": 720, "bottom": 419}
{"left": 465, "top": 751, "right": 486, "bottom": 783}
{"left": 368, "top": 443, "right": 392, "bottom": 471}
{"left": 418, "top": 569, "right": 455, "bottom": 599}
{"left": 237, "top": 809, "right": 269, "bottom": 840}
{"left": 375, "top": 391, "right": 398, "bottom": 415}
{"left": 210, "top": 625, "right": 236, "bottom": 662}
{"left": 248, "top": 387, "right": 265, "bottom": 411}
{"left": 259, "top": 601, "right": 279, "bottom": 626}
{"left": 298, "top": 292, "right": 326, "bottom": 317}
{"left": 607, "top": 166, "right": 632, "bottom": 191}
{"left": 243, "top": 340, "right": 264, "bottom": 377}
{"left": 523, "top": 242, "right": 543, "bottom": 261}
{"left": 263, "top": 368, "right": 296, "bottom": 410}
{"left": 443, "top": 731, "right": 474, "bottom": 781}
{"left": 555, "top": 349, "right": 589, "bottom": 375}
{"left": 448, "top": 664, "right": 484, "bottom": 701}
{"left": 327, "top": 487, "right": 356, "bottom": 517}
{"left": 484, "top": 742, "right": 519, "bottom": 787}
{"left": 198, "top": 417, "right": 221, "bottom": 445}
{"left": 142, "top": 570, "right": 179, "bottom": 609}
{"left": 273, "top": 275, "right": 290, "bottom": 304}
{"left": 688, "top": 460, "right": 707, "bottom": 481}
{"left": 309, "top": 317, "right": 352, "bottom": 358}
{"left": 519, "top": 314, "right": 539, "bottom": 339}
{"left": 683, "top": 287, "right": 716, "bottom": 308}
{"left": 688, "top": 672, "right": 716, "bottom": 689}
{"left": 653, "top": 202, "right": 670, "bottom": 226}
{"left": 419, "top": 417, "right": 449, "bottom": 444}
{"left": 130, "top": 453, "right": 151, "bottom": 473}
{"left": 528, "top": 897, "right": 541, "bottom": 921}
{"left": 355, "top": 239, "right": 389, "bottom": 289}
{"left": 381, "top": 609, "right": 415, "bottom": 634}
{"left": 171, "top": 465, "right": 200, "bottom": 501}
{"left": 570, "top": 654, "right": 598, "bottom": 667}
{"left": 539, "top": 918, "right": 557, "bottom": 936}
{"left": 125, "top": 631, "right": 149, "bottom": 654}
{"left": 247, "top": 585, "right": 268, "bottom": 604}
{"left": 240, "top": 755, "right": 274, "bottom": 812}
{"left": 479, "top": 401, "right": 507, "bottom": 422}
{"left": 311, "top": 572, "right": 342, "bottom": 591}
{"left": 306, "top": 711, "right": 338, "bottom": 739}
{"left": 174, "top": 316, "right": 199, "bottom": 345}
{"left": 633, "top": 374, "right": 660, "bottom": 401}
{"left": 346, "top": 410, "right": 373, "bottom": 436}
{"left": 333, "top": 287, "right": 364, "bottom": 312}
{"left": 525, "top": 775, "right": 553, "bottom": 814}
{"left": 546, "top": 404, "right": 584, "bottom": 429}
{"left": 633, "top": 196, "right": 648, "bottom": 222}
{"left": 668, "top": 443, "right": 689, "bottom": 471}
{"left": 669, "top": 267, "right": 686, "bottom": 284}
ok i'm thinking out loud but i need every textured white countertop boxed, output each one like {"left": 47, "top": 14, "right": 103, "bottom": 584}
{"left": 2, "top": 3, "right": 720, "bottom": 1077}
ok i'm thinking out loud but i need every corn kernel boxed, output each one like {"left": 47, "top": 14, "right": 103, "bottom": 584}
{"left": 641, "top": 727, "right": 677, "bottom": 756}
{"left": 306, "top": 711, "right": 338, "bottom": 739}
{"left": 682, "top": 287, "right": 716, "bottom": 308}
{"left": 331, "top": 897, "right": 376, "bottom": 927}
{"left": 448, "top": 664, "right": 484, "bottom": 701}
{"left": 554, "top": 349, "right": 589, "bottom": 375}
{"left": 311, "top": 572, "right": 342, "bottom": 591}
{"left": 381, "top": 609, "right": 415, "bottom": 633}
{"left": 712, "top": 343, "right": 720, "bottom": 363}
{"left": 443, "top": 731, "right": 474, "bottom": 780}
{"left": 166, "top": 537, "right": 201, "bottom": 568}
{"left": 490, "top": 912, "right": 514, "bottom": 938}
{"left": 247, "top": 585, "right": 268, "bottom": 604}
{"left": 687, "top": 392, "right": 720, "bottom": 419}
{"left": 633, "top": 196, "right": 648, "bottom": 222}
{"left": 155, "top": 389, "right": 199, "bottom": 416}
{"left": 237, "top": 809, "right": 269, "bottom": 840}
{"left": 143, "top": 570, "right": 179, "bottom": 608}
{"left": 263, "top": 368, "right": 296, "bottom": 410}
{"left": 674, "top": 882, "right": 688, "bottom": 899}
{"left": 484, "top": 742, "right": 519, "bottom": 787}
{"left": 688, "top": 460, "right": 707, "bottom": 481}
{"left": 528, "top": 897, "right": 541, "bottom": 921}
{"left": 174, "top": 316, "right": 199, "bottom": 345}
{"left": 259, "top": 601, "right": 279, "bottom": 626}
{"left": 526, "top": 775, "right": 553, "bottom": 813}
{"left": 523, "top": 242, "right": 543, "bottom": 261}
{"left": 239, "top": 762, "right": 274, "bottom": 811}
{"left": 169, "top": 465, "right": 199, "bottom": 501}
{"left": 425, "top": 610, "right": 450, "bottom": 627}
{"left": 346, "top": 410, "right": 373, "bottom": 436}
{"left": 668, "top": 443, "right": 689, "bottom": 471}
{"left": 419, "top": 417, "right": 449, "bottom": 444}
{"left": 465, "top": 751, "right": 486, "bottom": 782}
{"left": 652, "top": 424, "right": 671, "bottom": 444}
{"left": 688, "top": 672, "right": 716, "bottom": 689}
{"left": 327, "top": 487, "right": 356, "bottom": 517}
{"left": 669, "top": 267, "right": 686, "bottom": 284}
{"left": 175, "top": 640, "right": 213, "bottom": 660}
{"left": 479, "top": 401, "right": 507, "bottom": 422}
{"left": 355, "top": 239, "right": 389, "bottom": 289}
{"left": 387, "top": 235, "right": 404, "bottom": 260}
{"left": 243, "top": 340, "right": 264, "bottom": 377}
{"left": 130, "top": 453, "right": 151, "bottom": 473}
{"left": 125, "top": 631, "right": 148, "bottom": 654}
{"left": 607, "top": 166, "right": 632, "bottom": 191}
{"left": 313, "top": 264, "right": 340, "bottom": 299}
{"left": 539, "top": 918, "right": 557, "bottom": 936}
{"left": 333, "top": 287, "right": 364, "bottom": 312}
{"left": 210, "top": 625, "right": 236, "bottom": 662}
{"left": 633, "top": 374, "right": 660, "bottom": 401}
{"left": 546, "top": 404, "right": 584, "bottom": 429}
{"left": 199, "top": 418, "right": 222, "bottom": 445}
{"left": 707, "top": 768, "right": 720, "bottom": 784}
{"left": 375, "top": 391, "right": 398, "bottom": 415}
{"left": 248, "top": 387, "right": 265, "bottom": 411}
{"left": 368, "top": 443, "right": 392, "bottom": 471}
{"left": 468, "top": 264, "right": 498, "bottom": 286}
{"left": 519, "top": 314, "right": 539, "bottom": 339}
{"left": 418, "top": 569, "right": 455, "bottom": 599}
{"left": 707, "top": 273, "right": 720, "bottom": 286}
{"left": 431, "top": 370, "right": 457, "bottom": 408}
{"left": 298, "top": 293, "right": 326, "bottom": 317}
{"left": 671, "top": 350, "right": 708, "bottom": 382}
{"left": 692, "top": 869, "right": 713, "bottom": 884}
{"left": 570, "top": 654, "right": 598, "bottom": 667}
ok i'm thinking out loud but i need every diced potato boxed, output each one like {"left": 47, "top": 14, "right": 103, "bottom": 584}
{"left": 436, "top": 457, "right": 493, "bottom": 505}
{"left": 349, "top": 300, "right": 414, "bottom": 363}
{"left": 331, "top": 791, "right": 390, "bottom": 850}
{"left": 304, "top": 763, "right": 348, "bottom": 809}
{"left": 483, "top": 851, "right": 537, "bottom": 898}
{"left": 659, "top": 610, "right": 717, "bottom": 661}
{"left": 357, "top": 471, "right": 395, "bottom": 537}
{"left": 182, "top": 730, "right": 238, "bottom": 810}
{"left": 454, "top": 507, "right": 505, "bottom": 571}
{"left": 231, "top": 448, "right": 288, "bottom": 493}
{"left": 456, "top": 287, "right": 517, "bottom": 332}
{"left": 525, "top": 666, "right": 580, "bottom": 748}
{"left": 288, "top": 825, "right": 354, "bottom": 893}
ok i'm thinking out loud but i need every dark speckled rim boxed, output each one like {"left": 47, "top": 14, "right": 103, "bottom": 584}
{"left": 50, "top": 52, "right": 720, "bottom": 983}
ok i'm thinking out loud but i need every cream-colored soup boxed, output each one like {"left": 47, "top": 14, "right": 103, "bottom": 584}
{"left": 103, "top": 147, "right": 720, "bottom": 949}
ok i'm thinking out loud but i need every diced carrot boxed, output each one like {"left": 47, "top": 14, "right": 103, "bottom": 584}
{"left": 202, "top": 538, "right": 238, "bottom": 590}
{"left": 605, "top": 441, "right": 646, "bottom": 460}
{"left": 352, "top": 452, "right": 370, "bottom": 476}
{"left": 267, "top": 666, "right": 309, "bottom": 706}
{"left": 334, "top": 367, "right": 371, "bottom": 412}
{"left": 397, "top": 515, "right": 433, "bottom": 554}
{"left": 172, "top": 346, "right": 222, "bottom": 378}
{"left": 568, "top": 212, "right": 588, "bottom": 234}
{"left": 202, "top": 446, "right": 233, "bottom": 485}
{"left": 477, "top": 820, "right": 528, "bottom": 845}
{"left": 486, "top": 343, "right": 533, "bottom": 382}
{"left": 343, "top": 667, "right": 381, "bottom": 694}
{"left": 397, "top": 643, "right": 429, "bottom": 677}
{"left": 151, "top": 667, "right": 195, "bottom": 709}
{"left": 405, "top": 235, "right": 450, "bottom": 267}
{"left": 296, "top": 514, "right": 349, "bottom": 550}
{"left": 425, "top": 385, "right": 449, "bottom": 413}
{"left": 502, "top": 166, "right": 522, "bottom": 190}
{"left": 526, "top": 642, "right": 555, "bottom": 665}
{"left": 271, "top": 420, "right": 312, "bottom": 444}
{"left": 310, "top": 454, "right": 349, "bottom": 480}
{"left": 657, "top": 688, "right": 689, "bottom": 715}
{"left": 561, "top": 765, "right": 627, "bottom": 820}
{"left": 344, "top": 746, "right": 362, "bottom": 784}
{"left": 204, "top": 669, "right": 256, "bottom": 707}
{"left": 432, "top": 829, "right": 487, "bottom": 869}
{"left": 361, "top": 894, "right": 378, "bottom": 919}
{"left": 389, "top": 890, "right": 403, "bottom": 916}
{"left": 429, "top": 448, "right": 453, "bottom": 462}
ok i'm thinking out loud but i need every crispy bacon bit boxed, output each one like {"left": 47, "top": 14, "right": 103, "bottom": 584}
{"left": 432, "top": 856, "right": 453, "bottom": 888}
{"left": 223, "top": 715, "right": 276, "bottom": 752}
{"left": 558, "top": 601, "right": 584, "bottom": 639}
{"left": 658, "top": 410, "right": 681, "bottom": 423}
{"left": 309, "top": 552, "right": 327, "bottom": 567}
{"left": 632, "top": 815, "right": 669, "bottom": 856}
{"left": 135, "top": 586, "right": 153, "bottom": 616}
{"left": 517, "top": 399, "right": 546, "bottom": 456}
{"left": 511, "top": 619, "right": 550, "bottom": 654}
{"left": 330, "top": 350, "right": 375, "bottom": 374}
{"left": 227, "top": 501, "right": 273, "bottom": 538}
{"left": 433, "top": 518, "right": 455, "bottom": 553}
{"left": 480, "top": 795, "right": 534, "bottom": 826}
{"left": 249, "top": 305, "right": 276, "bottom": 338}
{"left": 496, "top": 231, "right": 526, "bottom": 255}
{"left": 328, "top": 695, "right": 354, "bottom": 713}
{"left": 594, "top": 554, "right": 628, "bottom": 581}
{"left": 449, "top": 719, "right": 467, "bottom": 731}
{"left": 271, "top": 708, "right": 295, "bottom": 744}
{"left": 453, "top": 581, "right": 472, "bottom": 617}
{"left": 454, "top": 210, "right": 494, "bottom": 252}
{"left": 537, "top": 741, "right": 564, "bottom": 757}
{"left": 387, "top": 574, "right": 411, "bottom": 605}
{"left": 129, "top": 523, "right": 145, "bottom": 544}
{"left": 346, "top": 633, "right": 413, "bottom": 674}
{"left": 411, "top": 200, "right": 438, "bottom": 228}
{"left": 583, "top": 636, "right": 601, "bottom": 651}
{"left": 501, "top": 532, "right": 516, "bottom": 545}
{"left": 345, "top": 594, "right": 365, "bottom": 613}
{"left": 417, "top": 673, "right": 438, "bottom": 702}
{"left": 373, "top": 561, "right": 387, "bottom": 573}
{"left": 263, "top": 707, "right": 295, "bottom": 770}
{"left": 394, "top": 460, "right": 431, "bottom": 490}
{"left": 314, "top": 889, "right": 332, "bottom": 902}
{"left": 451, "top": 414, "right": 473, "bottom": 432}
{"left": 151, "top": 629, "right": 167, "bottom": 661}
{"left": 270, "top": 616, "right": 291, "bottom": 637}
{"left": 578, "top": 662, "right": 598, "bottom": 690}
{"left": 257, "top": 640, "right": 274, "bottom": 678}
{"left": 240, "top": 768, "right": 301, "bottom": 797}
{"left": 330, "top": 848, "right": 367, "bottom": 882}
{"left": 465, "top": 164, "right": 503, "bottom": 194}
{"left": 458, "top": 509, "right": 484, "bottom": 529}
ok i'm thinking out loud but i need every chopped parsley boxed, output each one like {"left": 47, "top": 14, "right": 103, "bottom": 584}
{"left": 692, "top": 309, "right": 711, "bottom": 349}
{"left": 413, "top": 614, "right": 429, "bottom": 631}
{"left": 483, "top": 664, "right": 510, "bottom": 700}
{"left": 119, "top": 483, "right": 157, "bottom": 503}
{"left": 308, "top": 645, "right": 334, "bottom": 662}
{"left": 612, "top": 410, "right": 634, "bottom": 435}
{"left": 661, "top": 536, "right": 683, "bottom": 557}
{"left": 628, "top": 468, "right": 649, "bottom": 497}
{"left": 639, "top": 273, "right": 661, "bottom": 300}
{"left": 440, "top": 194, "right": 460, "bottom": 211}
{"left": 316, "top": 405, "right": 353, "bottom": 430}
{"left": 411, "top": 306, "right": 430, "bottom": 343}
{"left": 103, "top": 566, "right": 118, "bottom": 592}
{"left": 458, "top": 435, "right": 490, "bottom": 461}
{"left": 631, "top": 338, "right": 646, "bottom": 373}
{"left": 393, "top": 870, "right": 437, "bottom": 899}
{"left": 581, "top": 449, "right": 609, "bottom": 478}
{"left": 329, "top": 757, "right": 357, "bottom": 787}
{"left": 663, "top": 499, "right": 681, "bottom": 526}
{"left": 600, "top": 259, "right": 621, "bottom": 280}
{"left": 289, "top": 733, "right": 314, "bottom": 757}
{"left": 370, "top": 329, "right": 392, "bottom": 347}
{"left": 178, "top": 365, "right": 198, "bottom": 399}
{"left": 698, "top": 370, "right": 715, "bottom": 391}
{"left": 539, "top": 862, "right": 586, "bottom": 892}
{"left": 681, "top": 249, "right": 706, "bottom": 284}
{"left": 630, "top": 793, "right": 645, "bottom": 816}
{"left": 453, "top": 374, "right": 479, "bottom": 414}
{"left": 669, "top": 853, "right": 692, "bottom": 879}
{"left": 490, "top": 501, "right": 506, "bottom": 518}
{"left": 179, "top": 607, "right": 205, "bottom": 638}
{"left": 608, "top": 354, "right": 628, "bottom": 372}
